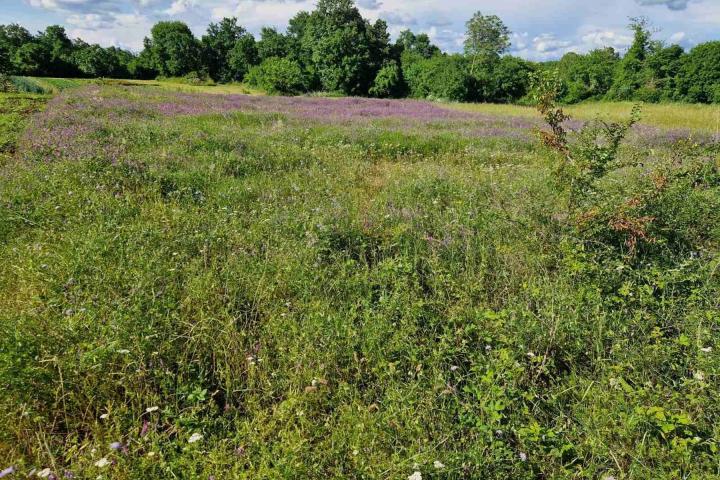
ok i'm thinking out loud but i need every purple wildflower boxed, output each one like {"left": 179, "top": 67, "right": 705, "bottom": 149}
{"left": 0, "top": 466, "right": 15, "bottom": 478}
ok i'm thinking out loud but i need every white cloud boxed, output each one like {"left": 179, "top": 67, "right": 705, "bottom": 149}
{"left": 164, "top": 0, "right": 195, "bottom": 16}
{"left": 668, "top": 31, "right": 686, "bottom": 42}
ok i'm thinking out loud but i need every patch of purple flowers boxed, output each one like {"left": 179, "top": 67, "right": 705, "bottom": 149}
{"left": 15, "top": 84, "right": 714, "bottom": 166}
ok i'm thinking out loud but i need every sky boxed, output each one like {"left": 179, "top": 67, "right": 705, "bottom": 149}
{"left": 2, "top": 0, "right": 719, "bottom": 60}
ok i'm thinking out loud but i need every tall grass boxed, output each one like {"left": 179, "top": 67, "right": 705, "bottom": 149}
{"left": 0, "top": 85, "right": 719, "bottom": 479}
{"left": 449, "top": 100, "right": 720, "bottom": 134}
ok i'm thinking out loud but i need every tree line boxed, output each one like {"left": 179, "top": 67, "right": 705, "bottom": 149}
{"left": 1, "top": 0, "right": 719, "bottom": 104}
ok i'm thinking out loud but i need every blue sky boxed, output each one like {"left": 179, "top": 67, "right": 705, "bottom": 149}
{"left": 2, "top": 0, "right": 719, "bottom": 59}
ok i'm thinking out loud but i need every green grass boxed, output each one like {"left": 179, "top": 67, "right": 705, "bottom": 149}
{"left": 10, "top": 77, "right": 89, "bottom": 94}
{"left": 1, "top": 86, "right": 719, "bottom": 479}
{"left": 448, "top": 100, "right": 720, "bottom": 133}
{"left": 113, "top": 78, "right": 263, "bottom": 95}
{"left": 0, "top": 92, "right": 46, "bottom": 164}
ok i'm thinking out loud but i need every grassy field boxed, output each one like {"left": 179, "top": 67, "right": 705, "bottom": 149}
{"left": 450, "top": 100, "right": 720, "bottom": 134}
{"left": 108, "top": 79, "right": 263, "bottom": 95}
{"left": 1, "top": 84, "right": 719, "bottom": 479}
{"left": 0, "top": 93, "right": 47, "bottom": 165}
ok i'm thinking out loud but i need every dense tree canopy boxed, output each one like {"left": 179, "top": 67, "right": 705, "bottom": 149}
{"left": 145, "top": 21, "right": 201, "bottom": 77}
{"left": 202, "top": 17, "right": 251, "bottom": 82}
{"left": 1, "top": 1, "right": 719, "bottom": 104}
{"left": 677, "top": 41, "right": 720, "bottom": 103}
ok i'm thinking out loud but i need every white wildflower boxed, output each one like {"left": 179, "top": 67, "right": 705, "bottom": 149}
{"left": 433, "top": 460, "right": 445, "bottom": 469}
{"left": 38, "top": 469, "right": 53, "bottom": 478}
{"left": 694, "top": 370, "right": 706, "bottom": 381}
{"left": 701, "top": 347, "right": 713, "bottom": 353}
{"left": 94, "top": 458, "right": 110, "bottom": 468}
{"left": 145, "top": 406, "right": 159, "bottom": 413}
{"left": 408, "top": 472, "right": 422, "bottom": 480}
{"left": 188, "top": 432, "right": 204, "bottom": 444}
{"left": 519, "top": 452, "right": 528, "bottom": 462}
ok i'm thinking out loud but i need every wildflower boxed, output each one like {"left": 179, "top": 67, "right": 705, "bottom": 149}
{"left": 408, "top": 472, "right": 422, "bottom": 480}
{"left": 63, "top": 473, "right": 74, "bottom": 479}
{"left": 518, "top": 452, "right": 528, "bottom": 462}
{"left": 38, "top": 469, "right": 53, "bottom": 478}
{"left": 99, "top": 413, "right": 109, "bottom": 420}
{"left": 0, "top": 466, "right": 15, "bottom": 478}
{"left": 694, "top": 370, "right": 706, "bottom": 381}
{"left": 109, "top": 442, "right": 123, "bottom": 451}
{"left": 433, "top": 460, "right": 445, "bottom": 469}
{"left": 701, "top": 347, "right": 712, "bottom": 353}
{"left": 94, "top": 458, "right": 110, "bottom": 469}
{"left": 450, "top": 365, "right": 460, "bottom": 372}
{"left": 188, "top": 432, "right": 204, "bottom": 444}
{"left": 145, "top": 406, "right": 159, "bottom": 413}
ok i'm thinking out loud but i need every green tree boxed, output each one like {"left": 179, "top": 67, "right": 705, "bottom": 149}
{"left": 246, "top": 57, "right": 306, "bottom": 94}
{"left": 0, "top": 24, "right": 34, "bottom": 75}
{"left": 12, "top": 42, "right": 48, "bottom": 76}
{"left": 676, "top": 41, "right": 720, "bottom": 103}
{"left": 0, "top": 24, "right": 33, "bottom": 50}
{"left": 475, "top": 55, "right": 533, "bottom": 103}
{"left": 227, "top": 34, "right": 258, "bottom": 81}
{"left": 557, "top": 48, "right": 619, "bottom": 103}
{"left": 144, "top": 21, "right": 201, "bottom": 77}
{"left": 72, "top": 43, "right": 121, "bottom": 78}
{"left": 0, "top": 43, "right": 10, "bottom": 74}
{"left": 607, "top": 17, "right": 652, "bottom": 100}
{"left": 37, "top": 25, "right": 76, "bottom": 76}
{"left": 257, "top": 27, "right": 291, "bottom": 62}
{"left": 369, "top": 61, "right": 404, "bottom": 98}
{"left": 402, "top": 52, "right": 471, "bottom": 101}
{"left": 202, "top": 17, "right": 249, "bottom": 82}
{"left": 395, "top": 30, "right": 439, "bottom": 59}
{"left": 464, "top": 12, "right": 511, "bottom": 75}
{"left": 129, "top": 42, "right": 158, "bottom": 79}
{"left": 641, "top": 43, "right": 684, "bottom": 102}
{"left": 302, "top": 0, "right": 378, "bottom": 95}
{"left": 286, "top": 11, "right": 317, "bottom": 87}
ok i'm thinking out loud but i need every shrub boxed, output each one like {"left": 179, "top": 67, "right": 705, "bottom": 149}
{"left": 472, "top": 55, "right": 534, "bottom": 103}
{"left": 402, "top": 52, "right": 471, "bottom": 102}
{"left": 557, "top": 48, "right": 619, "bottom": 103}
{"left": 9, "top": 76, "right": 46, "bottom": 94}
{"left": 369, "top": 61, "right": 404, "bottom": 98}
{"left": 246, "top": 57, "right": 306, "bottom": 95}
{"left": 0, "top": 74, "right": 15, "bottom": 93}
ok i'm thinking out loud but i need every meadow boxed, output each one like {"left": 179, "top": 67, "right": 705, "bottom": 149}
{"left": 1, "top": 84, "right": 719, "bottom": 479}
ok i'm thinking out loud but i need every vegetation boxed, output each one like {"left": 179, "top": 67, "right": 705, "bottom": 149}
{"left": 2, "top": 3, "right": 720, "bottom": 103}
{"left": 1, "top": 71, "right": 719, "bottom": 478}
{"left": 0, "top": 92, "right": 46, "bottom": 164}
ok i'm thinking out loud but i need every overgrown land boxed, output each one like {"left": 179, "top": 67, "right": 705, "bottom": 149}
{"left": 2, "top": 0, "right": 720, "bottom": 104}
{"left": 0, "top": 67, "right": 719, "bottom": 479}
{"left": 1, "top": 0, "right": 720, "bottom": 478}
